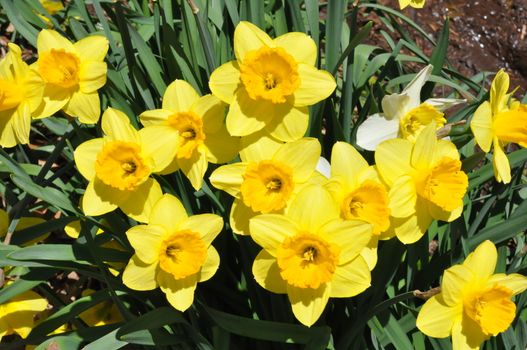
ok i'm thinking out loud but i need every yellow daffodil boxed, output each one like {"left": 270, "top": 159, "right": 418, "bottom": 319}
{"left": 209, "top": 21, "right": 336, "bottom": 142}
{"left": 0, "top": 209, "right": 49, "bottom": 245}
{"left": 140, "top": 80, "right": 239, "bottom": 190}
{"left": 79, "top": 289, "right": 123, "bottom": 326}
{"left": 250, "top": 185, "right": 372, "bottom": 327}
{"left": 122, "top": 194, "right": 223, "bottom": 311}
{"left": 399, "top": 0, "right": 425, "bottom": 9}
{"left": 74, "top": 108, "right": 179, "bottom": 222}
{"left": 417, "top": 240, "right": 527, "bottom": 349}
{"left": 0, "top": 288, "right": 48, "bottom": 341}
{"left": 356, "top": 65, "right": 464, "bottom": 150}
{"left": 0, "top": 43, "right": 44, "bottom": 147}
{"left": 40, "top": 0, "right": 64, "bottom": 14}
{"left": 210, "top": 136, "right": 321, "bottom": 235}
{"left": 375, "top": 123, "right": 468, "bottom": 244}
{"left": 470, "top": 69, "right": 527, "bottom": 184}
{"left": 33, "top": 29, "right": 108, "bottom": 123}
{"left": 325, "top": 142, "right": 392, "bottom": 269}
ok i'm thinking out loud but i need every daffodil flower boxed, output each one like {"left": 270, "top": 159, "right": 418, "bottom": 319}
{"left": 140, "top": 80, "right": 239, "bottom": 190}
{"left": 399, "top": 0, "right": 425, "bottom": 10}
{"left": 0, "top": 209, "right": 48, "bottom": 245}
{"left": 79, "top": 289, "right": 123, "bottom": 326}
{"left": 74, "top": 108, "right": 179, "bottom": 222}
{"left": 417, "top": 240, "right": 527, "bottom": 349}
{"left": 249, "top": 185, "right": 372, "bottom": 327}
{"left": 209, "top": 136, "right": 321, "bottom": 235}
{"left": 470, "top": 69, "right": 527, "bottom": 184}
{"left": 209, "top": 21, "right": 336, "bottom": 142}
{"left": 0, "top": 288, "right": 48, "bottom": 341}
{"left": 122, "top": 194, "right": 223, "bottom": 312}
{"left": 356, "top": 65, "right": 464, "bottom": 151}
{"left": 375, "top": 123, "right": 468, "bottom": 244}
{"left": 325, "top": 142, "right": 392, "bottom": 269}
{"left": 0, "top": 43, "right": 44, "bottom": 147}
{"left": 33, "top": 29, "right": 108, "bottom": 123}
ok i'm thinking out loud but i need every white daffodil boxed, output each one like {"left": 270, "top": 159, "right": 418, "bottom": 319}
{"left": 356, "top": 65, "right": 465, "bottom": 151}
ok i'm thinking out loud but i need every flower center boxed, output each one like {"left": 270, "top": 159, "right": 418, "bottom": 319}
{"left": 239, "top": 46, "right": 300, "bottom": 104}
{"left": 493, "top": 105, "right": 527, "bottom": 147}
{"left": 158, "top": 230, "right": 207, "bottom": 279}
{"left": 399, "top": 103, "right": 446, "bottom": 141}
{"left": 240, "top": 160, "right": 294, "bottom": 213}
{"left": 415, "top": 157, "right": 468, "bottom": 211}
{"left": 95, "top": 141, "right": 150, "bottom": 191}
{"left": 464, "top": 285, "right": 515, "bottom": 336}
{"left": 38, "top": 49, "right": 80, "bottom": 88}
{"left": 276, "top": 232, "right": 340, "bottom": 289}
{"left": 0, "top": 79, "right": 23, "bottom": 112}
{"left": 167, "top": 111, "right": 205, "bottom": 159}
{"left": 341, "top": 180, "right": 390, "bottom": 235}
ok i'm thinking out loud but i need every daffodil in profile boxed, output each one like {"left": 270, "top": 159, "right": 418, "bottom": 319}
{"left": 417, "top": 240, "right": 527, "bottom": 349}
{"left": 356, "top": 65, "right": 464, "bottom": 151}
{"left": 0, "top": 288, "right": 48, "bottom": 341}
{"left": 399, "top": 0, "right": 425, "bottom": 9}
{"left": 33, "top": 29, "right": 108, "bottom": 123}
{"left": 0, "top": 43, "right": 44, "bottom": 147}
{"left": 470, "top": 69, "right": 527, "bottom": 184}
{"left": 210, "top": 136, "right": 321, "bottom": 235}
{"left": 122, "top": 194, "right": 223, "bottom": 311}
{"left": 140, "top": 80, "right": 239, "bottom": 190}
{"left": 375, "top": 123, "right": 468, "bottom": 244}
{"left": 209, "top": 21, "right": 336, "bottom": 142}
{"left": 74, "top": 108, "right": 179, "bottom": 222}
{"left": 325, "top": 142, "right": 392, "bottom": 269}
{"left": 250, "top": 185, "right": 372, "bottom": 327}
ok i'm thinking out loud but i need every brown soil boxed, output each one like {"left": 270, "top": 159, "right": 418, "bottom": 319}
{"left": 370, "top": 0, "right": 527, "bottom": 91}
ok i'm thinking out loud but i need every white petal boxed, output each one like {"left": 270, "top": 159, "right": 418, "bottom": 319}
{"left": 315, "top": 156, "right": 331, "bottom": 179}
{"left": 402, "top": 64, "right": 433, "bottom": 107}
{"left": 355, "top": 114, "right": 400, "bottom": 151}
{"left": 424, "top": 98, "right": 466, "bottom": 112}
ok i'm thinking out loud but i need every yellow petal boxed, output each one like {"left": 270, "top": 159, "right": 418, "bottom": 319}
{"left": 64, "top": 220, "right": 81, "bottom": 239}
{"left": 229, "top": 198, "right": 257, "bottom": 236}
{"left": 227, "top": 89, "right": 274, "bottom": 136}
{"left": 293, "top": 64, "right": 336, "bottom": 107}
{"left": 126, "top": 224, "right": 164, "bottom": 264}
{"left": 441, "top": 264, "right": 475, "bottom": 306}
{"left": 470, "top": 101, "right": 493, "bottom": 152}
{"left": 139, "top": 109, "right": 172, "bottom": 126}
{"left": 428, "top": 201, "right": 463, "bottom": 222}
{"left": 273, "top": 32, "right": 317, "bottom": 66}
{"left": 361, "top": 237, "right": 379, "bottom": 270}
{"left": 79, "top": 61, "right": 107, "bottom": 93}
{"left": 320, "top": 219, "right": 372, "bottom": 264}
{"left": 0, "top": 110, "right": 18, "bottom": 148}
{"left": 249, "top": 214, "right": 297, "bottom": 255}
{"left": 119, "top": 178, "right": 162, "bottom": 223}
{"left": 331, "top": 255, "right": 371, "bottom": 297}
{"left": 411, "top": 122, "right": 437, "bottom": 169}
{"left": 287, "top": 283, "right": 330, "bottom": 327}
{"left": 388, "top": 175, "right": 417, "bottom": 218}
{"left": 398, "top": 0, "right": 411, "bottom": 9}
{"left": 239, "top": 133, "right": 282, "bottom": 162}
{"left": 157, "top": 269, "right": 197, "bottom": 312}
{"left": 32, "top": 84, "right": 70, "bottom": 119}
{"left": 273, "top": 138, "right": 320, "bottom": 182}
{"left": 149, "top": 193, "right": 188, "bottom": 230}
{"left": 252, "top": 249, "right": 287, "bottom": 294}
{"left": 374, "top": 139, "right": 413, "bottom": 186}
{"left": 209, "top": 163, "right": 246, "bottom": 197}
{"left": 122, "top": 255, "right": 158, "bottom": 290}
{"left": 416, "top": 294, "right": 461, "bottom": 338}
{"left": 234, "top": 21, "right": 273, "bottom": 62}
{"left": 74, "top": 138, "right": 104, "bottom": 180}
{"left": 208, "top": 61, "right": 241, "bottom": 104}
{"left": 82, "top": 179, "right": 121, "bottom": 217}
{"left": 266, "top": 105, "right": 308, "bottom": 142}
{"left": 138, "top": 125, "right": 179, "bottom": 173}
{"left": 101, "top": 108, "right": 139, "bottom": 142}
{"left": 204, "top": 126, "right": 240, "bottom": 164}
{"left": 288, "top": 185, "right": 339, "bottom": 231}
{"left": 162, "top": 80, "right": 200, "bottom": 112}
{"left": 37, "top": 29, "right": 74, "bottom": 53}
{"left": 392, "top": 202, "right": 433, "bottom": 244}
{"left": 73, "top": 35, "right": 109, "bottom": 61}
{"left": 179, "top": 214, "right": 223, "bottom": 245}
{"left": 63, "top": 90, "right": 100, "bottom": 124}
{"left": 194, "top": 94, "right": 225, "bottom": 134}
{"left": 490, "top": 69, "right": 510, "bottom": 115}
{"left": 434, "top": 139, "right": 462, "bottom": 163}
{"left": 198, "top": 246, "right": 220, "bottom": 282}
{"left": 462, "top": 240, "right": 497, "bottom": 279}
{"left": 492, "top": 138, "right": 511, "bottom": 184}
{"left": 331, "top": 142, "right": 369, "bottom": 179}
{"left": 452, "top": 317, "right": 488, "bottom": 350}
{"left": 0, "top": 209, "right": 8, "bottom": 236}
{"left": 179, "top": 147, "right": 208, "bottom": 190}
{"left": 486, "top": 273, "right": 527, "bottom": 295}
